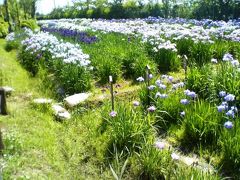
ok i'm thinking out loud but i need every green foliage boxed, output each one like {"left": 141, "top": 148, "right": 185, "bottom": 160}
{"left": 38, "top": 0, "right": 239, "bottom": 21}
{"left": 186, "top": 64, "right": 217, "bottom": 103}
{"left": 95, "top": 57, "right": 122, "bottom": 84}
{"left": 0, "top": 18, "right": 9, "bottom": 38}
{"left": 155, "top": 49, "right": 181, "bottom": 72}
{"left": 211, "top": 40, "right": 231, "bottom": 60}
{"left": 134, "top": 144, "right": 172, "bottom": 179}
{"left": 220, "top": 121, "right": 240, "bottom": 177}
{"left": 176, "top": 38, "right": 194, "bottom": 57}
{"left": 5, "top": 40, "right": 19, "bottom": 51}
{"left": 101, "top": 103, "right": 155, "bottom": 155}
{"left": 189, "top": 42, "right": 212, "bottom": 67}
{"left": 145, "top": 41, "right": 181, "bottom": 72}
{"left": 186, "top": 61, "right": 240, "bottom": 105}
{"left": 180, "top": 100, "right": 223, "bottom": 147}
{"left": 53, "top": 61, "right": 92, "bottom": 94}
{"left": 2, "top": 130, "right": 22, "bottom": 156}
{"left": 18, "top": 45, "right": 40, "bottom": 75}
{"left": 139, "top": 78, "right": 185, "bottom": 129}
{"left": 155, "top": 91, "right": 185, "bottom": 129}
{"left": 21, "top": 19, "right": 39, "bottom": 31}
{"left": 80, "top": 33, "right": 155, "bottom": 84}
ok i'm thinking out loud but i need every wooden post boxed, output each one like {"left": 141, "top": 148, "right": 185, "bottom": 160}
{"left": 183, "top": 55, "right": 188, "bottom": 82}
{"left": 146, "top": 65, "right": 151, "bottom": 106}
{"left": 109, "top": 76, "right": 114, "bottom": 111}
{"left": 0, "top": 88, "right": 7, "bottom": 115}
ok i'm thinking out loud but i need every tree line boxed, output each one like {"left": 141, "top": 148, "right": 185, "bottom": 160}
{"left": 0, "top": 0, "right": 38, "bottom": 32}
{"left": 39, "top": 0, "right": 240, "bottom": 21}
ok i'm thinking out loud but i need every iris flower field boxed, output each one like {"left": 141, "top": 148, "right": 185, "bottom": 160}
{"left": 1, "top": 17, "right": 240, "bottom": 179}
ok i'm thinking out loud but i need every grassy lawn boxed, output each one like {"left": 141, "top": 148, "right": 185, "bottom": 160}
{"left": 0, "top": 39, "right": 112, "bottom": 179}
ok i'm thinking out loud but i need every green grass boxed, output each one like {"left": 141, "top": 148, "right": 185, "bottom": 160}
{"left": 0, "top": 39, "right": 112, "bottom": 179}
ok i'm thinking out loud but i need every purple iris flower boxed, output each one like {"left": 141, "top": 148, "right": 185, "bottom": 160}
{"left": 109, "top": 111, "right": 117, "bottom": 117}
{"left": 148, "top": 85, "right": 156, "bottom": 90}
{"left": 159, "top": 84, "right": 167, "bottom": 90}
{"left": 148, "top": 106, "right": 156, "bottom": 112}
{"left": 149, "top": 74, "right": 153, "bottom": 79}
{"left": 217, "top": 105, "right": 226, "bottom": 112}
{"left": 133, "top": 101, "right": 140, "bottom": 106}
{"left": 224, "top": 94, "right": 235, "bottom": 102}
{"left": 155, "top": 141, "right": 165, "bottom": 150}
{"left": 223, "top": 53, "right": 234, "bottom": 61}
{"left": 224, "top": 121, "right": 233, "bottom": 129}
{"left": 180, "top": 99, "right": 189, "bottom": 105}
{"left": 219, "top": 91, "right": 226, "bottom": 97}
{"left": 226, "top": 109, "right": 235, "bottom": 118}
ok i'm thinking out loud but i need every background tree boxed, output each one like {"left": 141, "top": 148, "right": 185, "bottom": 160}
{"left": 40, "top": 0, "right": 240, "bottom": 20}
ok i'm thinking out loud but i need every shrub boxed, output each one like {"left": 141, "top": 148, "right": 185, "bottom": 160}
{"left": 21, "top": 19, "right": 39, "bottom": 31}
{"left": 154, "top": 48, "right": 181, "bottom": 72}
{"left": 0, "top": 18, "right": 9, "bottom": 38}
{"left": 5, "top": 40, "right": 19, "bottom": 52}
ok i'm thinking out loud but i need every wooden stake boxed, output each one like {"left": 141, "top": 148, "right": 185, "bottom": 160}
{"left": 146, "top": 65, "right": 151, "bottom": 106}
{"left": 0, "top": 88, "right": 7, "bottom": 115}
{"left": 109, "top": 76, "right": 114, "bottom": 111}
{"left": 183, "top": 55, "right": 188, "bottom": 82}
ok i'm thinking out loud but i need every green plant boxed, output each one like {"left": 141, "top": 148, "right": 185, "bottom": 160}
{"left": 180, "top": 100, "right": 223, "bottom": 148}
{"left": 189, "top": 42, "right": 212, "bottom": 66}
{"left": 133, "top": 143, "right": 173, "bottom": 180}
{"left": 55, "top": 63, "right": 92, "bottom": 94}
{"left": 155, "top": 91, "right": 185, "bottom": 129}
{"left": 149, "top": 48, "right": 181, "bottom": 72}
{"left": 187, "top": 61, "right": 240, "bottom": 105}
{"left": 0, "top": 18, "right": 9, "bottom": 38}
{"left": 101, "top": 103, "right": 155, "bottom": 155}
{"left": 96, "top": 57, "right": 122, "bottom": 84}
{"left": 5, "top": 40, "right": 19, "bottom": 51}
{"left": 219, "top": 120, "right": 240, "bottom": 177}
{"left": 2, "top": 130, "right": 22, "bottom": 156}
{"left": 176, "top": 38, "right": 194, "bottom": 56}
{"left": 186, "top": 64, "right": 218, "bottom": 103}
{"left": 21, "top": 19, "right": 39, "bottom": 31}
{"left": 18, "top": 46, "right": 41, "bottom": 75}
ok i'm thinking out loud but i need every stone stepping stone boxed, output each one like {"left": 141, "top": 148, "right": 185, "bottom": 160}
{"left": 52, "top": 104, "right": 71, "bottom": 120}
{"left": 155, "top": 139, "right": 215, "bottom": 173}
{"left": 1, "top": 86, "right": 14, "bottom": 95}
{"left": 33, "top": 98, "right": 53, "bottom": 104}
{"left": 64, "top": 93, "right": 91, "bottom": 107}
{"left": 57, "top": 111, "right": 71, "bottom": 120}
